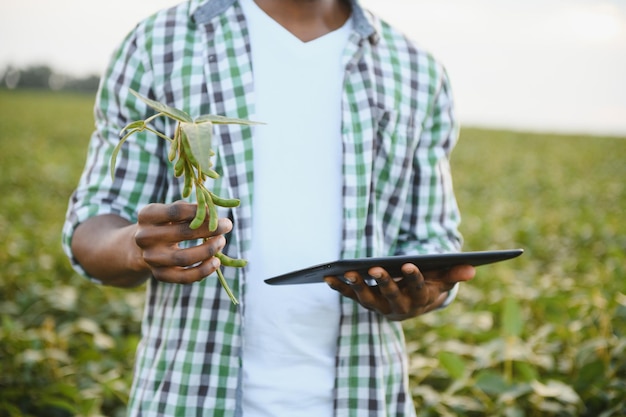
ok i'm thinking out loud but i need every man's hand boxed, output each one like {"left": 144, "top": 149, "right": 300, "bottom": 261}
{"left": 324, "top": 264, "right": 475, "bottom": 321}
{"left": 72, "top": 201, "right": 232, "bottom": 287}
{"left": 134, "top": 202, "right": 232, "bottom": 284}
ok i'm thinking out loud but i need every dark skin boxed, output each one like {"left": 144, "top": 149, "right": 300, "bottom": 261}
{"left": 72, "top": 201, "right": 475, "bottom": 319}
{"left": 254, "top": 0, "right": 352, "bottom": 42}
{"left": 71, "top": 0, "right": 475, "bottom": 319}
{"left": 324, "top": 265, "right": 475, "bottom": 321}
{"left": 71, "top": 202, "right": 232, "bottom": 288}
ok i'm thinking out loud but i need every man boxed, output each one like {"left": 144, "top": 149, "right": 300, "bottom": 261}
{"left": 63, "top": 0, "right": 475, "bottom": 415}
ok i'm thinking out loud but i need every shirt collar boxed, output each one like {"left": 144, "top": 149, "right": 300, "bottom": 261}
{"left": 191, "top": 0, "right": 379, "bottom": 44}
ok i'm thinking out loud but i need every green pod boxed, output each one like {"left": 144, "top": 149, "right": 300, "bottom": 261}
{"left": 189, "top": 187, "right": 207, "bottom": 229}
{"left": 204, "top": 188, "right": 219, "bottom": 232}
{"left": 209, "top": 191, "right": 240, "bottom": 208}
{"left": 205, "top": 168, "right": 220, "bottom": 180}
{"left": 215, "top": 252, "right": 248, "bottom": 268}
{"left": 173, "top": 155, "right": 185, "bottom": 177}
{"left": 181, "top": 171, "right": 193, "bottom": 198}
{"left": 168, "top": 136, "right": 178, "bottom": 162}
{"left": 180, "top": 131, "right": 199, "bottom": 166}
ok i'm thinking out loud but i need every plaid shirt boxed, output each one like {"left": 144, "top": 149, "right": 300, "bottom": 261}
{"left": 62, "top": 0, "right": 462, "bottom": 415}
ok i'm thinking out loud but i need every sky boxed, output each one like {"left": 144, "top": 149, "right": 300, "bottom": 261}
{"left": 1, "top": 0, "right": 625, "bottom": 136}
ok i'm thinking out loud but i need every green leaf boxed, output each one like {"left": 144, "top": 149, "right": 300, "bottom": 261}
{"left": 502, "top": 297, "right": 523, "bottom": 338}
{"left": 194, "top": 113, "right": 263, "bottom": 125}
{"left": 574, "top": 359, "right": 606, "bottom": 391}
{"left": 438, "top": 351, "right": 465, "bottom": 379}
{"left": 530, "top": 380, "right": 581, "bottom": 404}
{"left": 180, "top": 121, "right": 214, "bottom": 174}
{"left": 40, "top": 398, "right": 77, "bottom": 414}
{"left": 129, "top": 89, "right": 192, "bottom": 123}
{"left": 475, "top": 370, "right": 509, "bottom": 395}
{"left": 513, "top": 361, "right": 538, "bottom": 382}
{"left": 503, "top": 406, "right": 526, "bottom": 417}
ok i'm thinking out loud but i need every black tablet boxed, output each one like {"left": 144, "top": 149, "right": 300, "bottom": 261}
{"left": 264, "top": 249, "right": 524, "bottom": 286}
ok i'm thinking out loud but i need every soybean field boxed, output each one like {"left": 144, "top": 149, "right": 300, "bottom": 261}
{"left": 0, "top": 89, "right": 624, "bottom": 417}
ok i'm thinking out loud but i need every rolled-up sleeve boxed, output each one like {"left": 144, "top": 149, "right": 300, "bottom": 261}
{"left": 61, "top": 25, "right": 168, "bottom": 280}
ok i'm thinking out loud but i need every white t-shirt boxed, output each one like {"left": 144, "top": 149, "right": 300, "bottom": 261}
{"left": 240, "top": 0, "right": 352, "bottom": 416}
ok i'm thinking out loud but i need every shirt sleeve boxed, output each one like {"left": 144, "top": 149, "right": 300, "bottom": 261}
{"left": 398, "top": 62, "right": 463, "bottom": 309}
{"left": 396, "top": 61, "right": 463, "bottom": 256}
{"left": 61, "top": 25, "right": 169, "bottom": 280}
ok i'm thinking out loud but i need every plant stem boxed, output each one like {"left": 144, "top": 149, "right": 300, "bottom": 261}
{"left": 216, "top": 267, "right": 238, "bottom": 305}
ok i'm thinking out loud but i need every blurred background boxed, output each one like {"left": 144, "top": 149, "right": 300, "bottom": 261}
{"left": 0, "top": 1, "right": 624, "bottom": 417}
{"left": 1, "top": 0, "right": 625, "bottom": 135}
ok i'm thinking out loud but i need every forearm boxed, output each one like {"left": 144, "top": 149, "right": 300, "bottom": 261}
{"left": 71, "top": 214, "right": 151, "bottom": 288}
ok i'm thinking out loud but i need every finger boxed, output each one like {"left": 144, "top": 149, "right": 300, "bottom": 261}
{"left": 324, "top": 276, "right": 358, "bottom": 301}
{"left": 135, "top": 216, "right": 232, "bottom": 247}
{"left": 400, "top": 264, "right": 445, "bottom": 311}
{"left": 343, "top": 271, "right": 386, "bottom": 313}
{"left": 425, "top": 264, "right": 475, "bottom": 286}
{"left": 371, "top": 266, "right": 423, "bottom": 316}
{"left": 370, "top": 264, "right": 423, "bottom": 295}
{"left": 369, "top": 268, "right": 403, "bottom": 309}
{"left": 449, "top": 264, "right": 476, "bottom": 282}
{"left": 152, "top": 256, "right": 222, "bottom": 284}
{"left": 399, "top": 263, "right": 424, "bottom": 290}
{"left": 143, "top": 235, "right": 226, "bottom": 268}
{"left": 187, "top": 216, "right": 233, "bottom": 238}
{"left": 138, "top": 201, "right": 199, "bottom": 225}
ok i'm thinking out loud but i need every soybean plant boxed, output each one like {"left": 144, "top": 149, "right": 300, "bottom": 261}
{"left": 111, "top": 89, "right": 260, "bottom": 304}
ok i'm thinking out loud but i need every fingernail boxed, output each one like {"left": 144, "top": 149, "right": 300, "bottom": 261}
{"left": 324, "top": 277, "right": 336, "bottom": 288}
{"left": 343, "top": 275, "right": 356, "bottom": 284}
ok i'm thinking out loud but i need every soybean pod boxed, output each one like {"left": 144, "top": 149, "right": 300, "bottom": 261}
{"left": 209, "top": 191, "right": 240, "bottom": 208}
{"left": 205, "top": 168, "right": 220, "bottom": 180}
{"left": 189, "top": 186, "right": 207, "bottom": 229}
{"left": 202, "top": 187, "right": 219, "bottom": 232}
{"left": 181, "top": 169, "right": 193, "bottom": 198}
{"left": 180, "top": 131, "right": 199, "bottom": 166}
{"left": 168, "top": 135, "right": 178, "bottom": 162}
{"left": 173, "top": 154, "right": 186, "bottom": 177}
{"left": 215, "top": 252, "right": 248, "bottom": 268}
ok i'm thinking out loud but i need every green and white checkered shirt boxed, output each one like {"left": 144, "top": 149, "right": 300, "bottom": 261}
{"left": 62, "top": 0, "right": 463, "bottom": 415}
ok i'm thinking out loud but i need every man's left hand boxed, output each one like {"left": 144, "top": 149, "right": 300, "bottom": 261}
{"left": 324, "top": 264, "right": 475, "bottom": 321}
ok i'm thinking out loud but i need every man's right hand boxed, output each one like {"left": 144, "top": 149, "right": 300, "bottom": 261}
{"left": 134, "top": 201, "right": 232, "bottom": 284}
{"left": 71, "top": 201, "right": 232, "bottom": 287}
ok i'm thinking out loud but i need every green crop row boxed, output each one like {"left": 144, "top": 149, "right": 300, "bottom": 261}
{"left": 0, "top": 90, "right": 624, "bottom": 416}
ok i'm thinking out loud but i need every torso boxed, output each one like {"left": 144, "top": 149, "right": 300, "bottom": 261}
{"left": 240, "top": 0, "right": 352, "bottom": 415}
